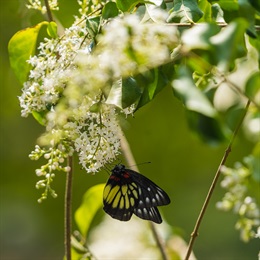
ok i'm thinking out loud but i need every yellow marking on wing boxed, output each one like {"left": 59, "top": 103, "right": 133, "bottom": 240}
{"left": 125, "top": 195, "right": 130, "bottom": 209}
{"left": 120, "top": 196, "right": 125, "bottom": 209}
{"left": 132, "top": 189, "right": 138, "bottom": 199}
{"left": 132, "top": 182, "right": 138, "bottom": 188}
{"left": 130, "top": 197, "right": 135, "bottom": 207}
{"left": 106, "top": 185, "right": 120, "bottom": 204}
{"left": 112, "top": 191, "right": 122, "bottom": 208}
{"left": 103, "top": 185, "right": 111, "bottom": 199}
{"left": 121, "top": 185, "right": 128, "bottom": 195}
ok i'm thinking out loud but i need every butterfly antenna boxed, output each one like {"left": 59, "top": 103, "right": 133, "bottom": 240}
{"left": 128, "top": 161, "right": 151, "bottom": 168}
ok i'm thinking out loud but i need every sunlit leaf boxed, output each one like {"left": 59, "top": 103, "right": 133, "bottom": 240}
{"left": 172, "top": 66, "right": 217, "bottom": 117}
{"left": 182, "top": 23, "right": 220, "bottom": 50}
{"left": 211, "top": 3, "right": 226, "bottom": 23}
{"left": 146, "top": 0, "right": 166, "bottom": 22}
{"left": 75, "top": 184, "right": 105, "bottom": 237}
{"left": 8, "top": 21, "right": 48, "bottom": 84}
{"left": 47, "top": 21, "right": 58, "bottom": 38}
{"left": 167, "top": 0, "right": 203, "bottom": 23}
{"left": 86, "top": 16, "right": 100, "bottom": 38}
{"left": 32, "top": 111, "right": 47, "bottom": 126}
{"left": 210, "top": 19, "right": 248, "bottom": 71}
{"left": 198, "top": 0, "right": 212, "bottom": 22}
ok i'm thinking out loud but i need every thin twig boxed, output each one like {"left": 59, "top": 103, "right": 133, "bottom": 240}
{"left": 119, "top": 133, "right": 169, "bottom": 260}
{"left": 65, "top": 156, "right": 73, "bottom": 260}
{"left": 150, "top": 222, "right": 169, "bottom": 260}
{"left": 184, "top": 100, "right": 251, "bottom": 260}
{"left": 44, "top": 0, "right": 54, "bottom": 22}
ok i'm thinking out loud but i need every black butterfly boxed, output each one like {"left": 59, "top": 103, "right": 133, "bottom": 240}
{"left": 103, "top": 164, "right": 171, "bottom": 224}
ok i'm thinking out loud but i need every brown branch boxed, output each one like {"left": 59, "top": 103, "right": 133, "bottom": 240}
{"left": 44, "top": 0, "right": 54, "bottom": 22}
{"left": 184, "top": 99, "right": 251, "bottom": 260}
{"left": 119, "top": 133, "right": 169, "bottom": 260}
{"left": 65, "top": 156, "right": 73, "bottom": 260}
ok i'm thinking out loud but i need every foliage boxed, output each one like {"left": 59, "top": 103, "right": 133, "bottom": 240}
{"left": 8, "top": 0, "right": 260, "bottom": 258}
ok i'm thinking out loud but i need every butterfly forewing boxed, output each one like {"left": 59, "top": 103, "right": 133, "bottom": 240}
{"left": 103, "top": 170, "right": 139, "bottom": 221}
{"left": 103, "top": 164, "right": 170, "bottom": 223}
{"left": 127, "top": 169, "right": 171, "bottom": 208}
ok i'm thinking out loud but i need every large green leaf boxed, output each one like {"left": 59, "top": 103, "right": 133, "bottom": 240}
{"left": 105, "top": 77, "right": 142, "bottom": 109}
{"left": 167, "top": 0, "right": 203, "bottom": 23}
{"left": 210, "top": 19, "right": 248, "bottom": 71}
{"left": 136, "top": 66, "right": 171, "bottom": 110}
{"left": 172, "top": 66, "right": 217, "bottom": 117}
{"left": 8, "top": 21, "right": 48, "bottom": 85}
{"left": 102, "top": 2, "right": 119, "bottom": 19}
{"left": 75, "top": 184, "right": 105, "bottom": 237}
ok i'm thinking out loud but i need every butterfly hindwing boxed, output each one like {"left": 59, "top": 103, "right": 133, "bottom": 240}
{"left": 103, "top": 164, "right": 170, "bottom": 223}
{"left": 133, "top": 206, "right": 162, "bottom": 224}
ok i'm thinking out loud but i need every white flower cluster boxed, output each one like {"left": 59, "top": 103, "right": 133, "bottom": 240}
{"left": 19, "top": 18, "right": 89, "bottom": 117}
{"left": 19, "top": 10, "right": 178, "bottom": 199}
{"left": 95, "top": 15, "right": 178, "bottom": 78}
{"left": 26, "top": 0, "right": 59, "bottom": 13}
{"left": 216, "top": 162, "right": 260, "bottom": 242}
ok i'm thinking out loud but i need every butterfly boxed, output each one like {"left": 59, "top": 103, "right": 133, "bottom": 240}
{"left": 103, "top": 164, "right": 170, "bottom": 224}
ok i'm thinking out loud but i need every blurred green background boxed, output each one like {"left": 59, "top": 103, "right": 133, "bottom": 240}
{"left": 1, "top": 1, "right": 258, "bottom": 259}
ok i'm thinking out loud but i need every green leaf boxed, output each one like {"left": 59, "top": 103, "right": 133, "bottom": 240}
{"left": 105, "top": 77, "right": 142, "bottom": 109}
{"left": 86, "top": 16, "right": 101, "bottom": 38}
{"left": 167, "top": 0, "right": 204, "bottom": 23}
{"left": 245, "top": 72, "right": 260, "bottom": 103}
{"left": 75, "top": 184, "right": 105, "bottom": 237}
{"left": 146, "top": 0, "right": 166, "bottom": 22}
{"left": 210, "top": 19, "right": 248, "bottom": 71}
{"left": 47, "top": 21, "right": 58, "bottom": 38}
{"left": 211, "top": 3, "right": 226, "bottom": 23}
{"left": 116, "top": 0, "right": 144, "bottom": 12}
{"left": 198, "top": 0, "right": 212, "bottom": 22}
{"left": 8, "top": 21, "right": 48, "bottom": 85}
{"left": 182, "top": 23, "right": 220, "bottom": 50}
{"left": 172, "top": 66, "right": 217, "bottom": 117}
{"left": 186, "top": 111, "right": 226, "bottom": 144}
{"left": 238, "top": 0, "right": 257, "bottom": 38}
{"left": 32, "top": 111, "right": 47, "bottom": 126}
{"left": 136, "top": 66, "right": 170, "bottom": 110}
{"left": 102, "top": 2, "right": 119, "bottom": 19}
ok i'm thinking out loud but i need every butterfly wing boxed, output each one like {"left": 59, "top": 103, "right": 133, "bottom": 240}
{"left": 133, "top": 206, "right": 162, "bottom": 224}
{"left": 103, "top": 165, "right": 171, "bottom": 223}
{"left": 127, "top": 169, "right": 171, "bottom": 207}
{"left": 103, "top": 172, "right": 139, "bottom": 221}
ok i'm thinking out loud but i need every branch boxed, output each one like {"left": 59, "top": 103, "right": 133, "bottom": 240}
{"left": 65, "top": 156, "right": 73, "bottom": 260}
{"left": 119, "top": 133, "right": 169, "bottom": 260}
{"left": 184, "top": 100, "right": 251, "bottom": 260}
{"left": 44, "top": 0, "right": 54, "bottom": 22}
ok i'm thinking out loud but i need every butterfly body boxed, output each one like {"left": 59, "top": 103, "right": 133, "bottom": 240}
{"left": 103, "top": 164, "right": 170, "bottom": 224}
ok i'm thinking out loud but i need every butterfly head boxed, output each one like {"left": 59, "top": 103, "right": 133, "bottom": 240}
{"left": 112, "top": 164, "right": 126, "bottom": 175}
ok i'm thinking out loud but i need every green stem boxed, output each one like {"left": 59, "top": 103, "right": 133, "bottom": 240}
{"left": 184, "top": 100, "right": 251, "bottom": 260}
{"left": 65, "top": 156, "right": 73, "bottom": 260}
